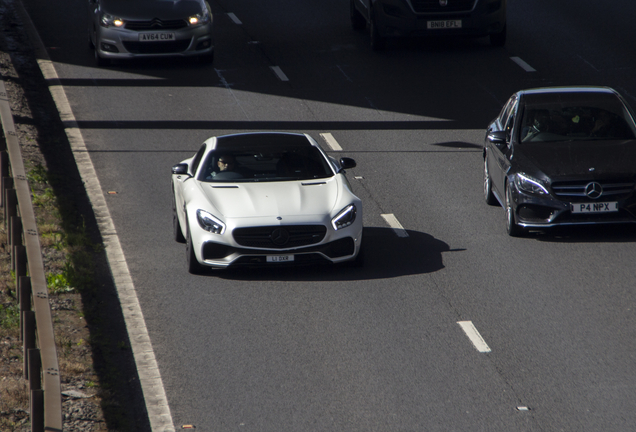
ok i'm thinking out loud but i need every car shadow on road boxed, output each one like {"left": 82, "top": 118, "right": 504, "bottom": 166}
{"left": 213, "top": 227, "right": 455, "bottom": 282}
{"left": 528, "top": 223, "right": 636, "bottom": 243}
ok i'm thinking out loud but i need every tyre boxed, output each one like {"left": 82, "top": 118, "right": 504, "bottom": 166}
{"left": 196, "top": 50, "right": 214, "bottom": 64}
{"left": 350, "top": 0, "right": 366, "bottom": 31}
{"left": 172, "top": 192, "right": 186, "bottom": 243}
{"left": 483, "top": 158, "right": 497, "bottom": 206}
{"left": 186, "top": 222, "right": 207, "bottom": 274}
{"left": 94, "top": 48, "right": 110, "bottom": 67}
{"left": 91, "top": 29, "right": 110, "bottom": 66}
{"left": 369, "top": 10, "right": 385, "bottom": 51}
{"left": 350, "top": 245, "right": 365, "bottom": 268}
{"left": 505, "top": 183, "right": 524, "bottom": 237}
{"left": 490, "top": 24, "right": 506, "bottom": 47}
{"left": 88, "top": 27, "right": 94, "bottom": 48}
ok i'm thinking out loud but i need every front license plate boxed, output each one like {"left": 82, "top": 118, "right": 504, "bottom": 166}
{"left": 571, "top": 202, "right": 618, "bottom": 213}
{"left": 139, "top": 32, "right": 175, "bottom": 42}
{"left": 266, "top": 255, "right": 294, "bottom": 263}
{"left": 427, "top": 20, "right": 462, "bottom": 30}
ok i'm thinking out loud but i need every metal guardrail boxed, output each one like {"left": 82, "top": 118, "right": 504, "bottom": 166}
{"left": 1, "top": 73, "right": 62, "bottom": 430}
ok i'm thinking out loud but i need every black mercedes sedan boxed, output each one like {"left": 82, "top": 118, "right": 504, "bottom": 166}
{"left": 483, "top": 86, "right": 636, "bottom": 236}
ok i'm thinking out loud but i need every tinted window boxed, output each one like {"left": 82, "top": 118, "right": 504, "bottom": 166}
{"left": 499, "top": 96, "right": 517, "bottom": 125}
{"left": 198, "top": 146, "right": 334, "bottom": 182}
{"left": 521, "top": 92, "right": 636, "bottom": 142}
{"left": 191, "top": 144, "right": 206, "bottom": 175}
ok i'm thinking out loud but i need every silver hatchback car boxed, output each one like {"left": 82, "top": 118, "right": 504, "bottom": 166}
{"left": 88, "top": 0, "right": 214, "bottom": 66}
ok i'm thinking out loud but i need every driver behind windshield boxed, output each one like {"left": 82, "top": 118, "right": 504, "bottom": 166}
{"left": 216, "top": 155, "right": 236, "bottom": 173}
{"left": 521, "top": 109, "right": 550, "bottom": 141}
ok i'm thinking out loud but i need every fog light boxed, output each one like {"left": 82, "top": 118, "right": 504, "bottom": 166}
{"left": 100, "top": 43, "right": 119, "bottom": 53}
{"left": 196, "top": 40, "right": 211, "bottom": 50}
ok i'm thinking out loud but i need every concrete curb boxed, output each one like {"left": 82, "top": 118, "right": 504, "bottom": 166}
{"left": 11, "top": 1, "right": 176, "bottom": 430}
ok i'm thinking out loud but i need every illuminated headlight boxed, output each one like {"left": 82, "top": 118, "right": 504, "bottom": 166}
{"left": 100, "top": 13, "right": 124, "bottom": 28}
{"left": 331, "top": 204, "right": 357, "bottom": 230}
{"left": 196, "top": 210, "right": 225, "bottom": 234}
{"left": 515, "top": 173, "right": 549, "bottom": 195}
{"left": 189, "top": 10, "right": 210, "bottom": 25}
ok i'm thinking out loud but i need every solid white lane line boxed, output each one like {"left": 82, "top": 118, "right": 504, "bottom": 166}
{"left": 458, "top": 321, "right": 492, "bottom": 353}
{"left": 227, "top": 13, "right": 242, "bottom": 25}
{"left": 381, "top": 214, "right": 409, "bottom": 237}
{"left": 319, "top": 133, "right": 343, "bottom": 151}
{"left": 270, "top": 66, "right": 289, "bottom": 82}
{"left": 20, "top": 3, "right": 177, "bottom": 430}
{"left": 510, "top": 57, "right": 536, "bottom": 72}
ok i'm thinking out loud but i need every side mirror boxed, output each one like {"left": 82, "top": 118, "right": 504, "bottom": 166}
{"left": 486, "top": 131, "right": 508, "bottom": 149}
{"left": 171, "top": 163, "right": 189, "bottom": 175}
{"left": 339, "top": 157, "right": 357, "bottom": 171}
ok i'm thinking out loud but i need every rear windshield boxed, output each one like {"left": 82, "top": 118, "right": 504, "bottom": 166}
{"left": 520, "top": 92, "right": 636, "bottom": 142}
{"left": 197, "top": 146, "right": 334, "bottom": 182}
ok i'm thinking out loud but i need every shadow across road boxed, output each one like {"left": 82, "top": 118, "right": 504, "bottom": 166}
{"left": 529, "top": 223, "right": 636, "bottom": 244}
{"left": 212, "top": 227, "right": 461, "bottom": 282}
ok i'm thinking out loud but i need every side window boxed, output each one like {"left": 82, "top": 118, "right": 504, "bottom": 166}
{"left": 503, "top": 99, "right": 518, "bottom": 143}
{"left": 499, "top": 96, "right": 515, "bottom": 124}
{"left": 190, "top": 144, "right": 206, "bottom": 175}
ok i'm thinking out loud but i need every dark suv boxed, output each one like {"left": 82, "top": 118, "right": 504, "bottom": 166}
{"left": 350, "top": 0, "right": 507, "bottom": 50}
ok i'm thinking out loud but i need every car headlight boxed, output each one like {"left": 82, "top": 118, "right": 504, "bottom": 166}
{"left": 196, "top": 210, "right": 225, "bottom": 234}
{"left": 331, "top": 204, "right": 357, "bottom": 230}
{"left": 188, "top": 10, "right": 211, "bottom": 26}
{"left": 514, "top": 173, "right": 549, "bottom": 195}
{"left": 100, "top": 13, "right": 125, "bottom": 28}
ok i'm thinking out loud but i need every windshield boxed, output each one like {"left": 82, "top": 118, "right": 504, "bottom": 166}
{"left": 198, "top": 146, "right": 334, "bottom": 182}
{"left": 520, "top": 93, "right": 636, "bottom": 142}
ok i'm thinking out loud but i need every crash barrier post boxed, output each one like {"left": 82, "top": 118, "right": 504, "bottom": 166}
{"left": 1, "top": 72, "right": 63, "bottom": 430}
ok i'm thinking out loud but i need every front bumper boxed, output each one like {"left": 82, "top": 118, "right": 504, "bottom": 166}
{"left": 374, "top": 0, "right": 506, "bottom": 38}
{"left": 189, "top": 218, "right": 364, "bottom": 269}
{"left": 509, "top": 183, "right": 636, "bottom": 228}
{"left": 200, "top": 236, "right": 361, "bottom": 268}
{"left": 96, "top": 23, "right": 213, "bottom": 59}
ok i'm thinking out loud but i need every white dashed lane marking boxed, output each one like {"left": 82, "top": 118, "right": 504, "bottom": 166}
{"left": 510, "top": 56, "right": 536, "bottom": 72}
{"left": 381, "top": 214, "right": 409, "bottom": 238}
{"left": 320, "top": 133, "right": 343, "bottom": 151}
{"left": 458, "top": 321, "right": 492, "bottom": 353}
{"left": 270, "top": 66, "right": 289, "bottom": 82}
{"left": 227, "top": 13, "right": 242, "bottom": 25}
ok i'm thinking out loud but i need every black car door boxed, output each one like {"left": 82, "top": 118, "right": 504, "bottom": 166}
{"left": 487, "top": 96, "right": 517, "bottom": 201}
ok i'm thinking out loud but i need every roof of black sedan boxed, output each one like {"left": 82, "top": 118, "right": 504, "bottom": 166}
{"left": 519, "top": 86, "right": 617, "bottom": 96}
{"left": 519, "top": 86, "right": 628, "bottom": 109}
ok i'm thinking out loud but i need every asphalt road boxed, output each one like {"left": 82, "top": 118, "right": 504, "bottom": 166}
{"left": 18, "top": 0, "right": 636, "bottom": 430}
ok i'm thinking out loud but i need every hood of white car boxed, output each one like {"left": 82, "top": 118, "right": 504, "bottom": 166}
{"left": 200, "top": 178, "right": 340, "bottom": 218}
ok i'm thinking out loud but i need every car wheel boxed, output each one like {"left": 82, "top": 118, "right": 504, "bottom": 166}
{"left": 93, "top": 30, "right": 110, "bottom": 67}
{"left": 349, "top": 244, "right": 365, "bottom": 268}
{"left": 490, "top": 24, "right": 506, "bottom": 47}
{"left": 186, "top": 222, "right": 206, "bottom": 274}
{"left": 369, "top": 9, "right": 385, "bottom": 51}
{"left": 483, "top": 158, "right": 497, "bottom": 205}
{"left": 505, "top": 183, "right": 523, "bottom": 237}
{"left": 196, "top": 50, "right": 214, "bottom": 64}
{"left": 172, "top": 192, "right": 186, "bottom": 243}
{"left": 88, "top": 27, "right": 94, "bottom": 49}
{"left": 94, "top": 47, "right": 110, "bottom": 67}
{"left": 350, "top": 0, "right": 366, "bottom": 31}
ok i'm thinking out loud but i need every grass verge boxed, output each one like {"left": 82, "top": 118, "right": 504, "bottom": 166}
{"left": 0, "top": 2, "right": 149, "bottom": 430}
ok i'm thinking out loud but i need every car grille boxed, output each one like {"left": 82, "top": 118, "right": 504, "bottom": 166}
{"left": 123, "top": 39, "right": 192, "bottom": 54}
{"left": 551, "top": 180, "right": 635, "bottom": 201}
{"left": 125, "top": 19, "right": 188, "bottom": 31}
{"left": 410, "top": 0, "right": 476, "bottom": 13}
{"left": 233, "top": 225, "right": 327, "bottom": 249}
{"left": 201, "top": 237, "right": 355, "bottom": 262}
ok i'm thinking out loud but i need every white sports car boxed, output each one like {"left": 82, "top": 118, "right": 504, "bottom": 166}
{"left": 171, "top": 132, "right": 364, "bottom": 274}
